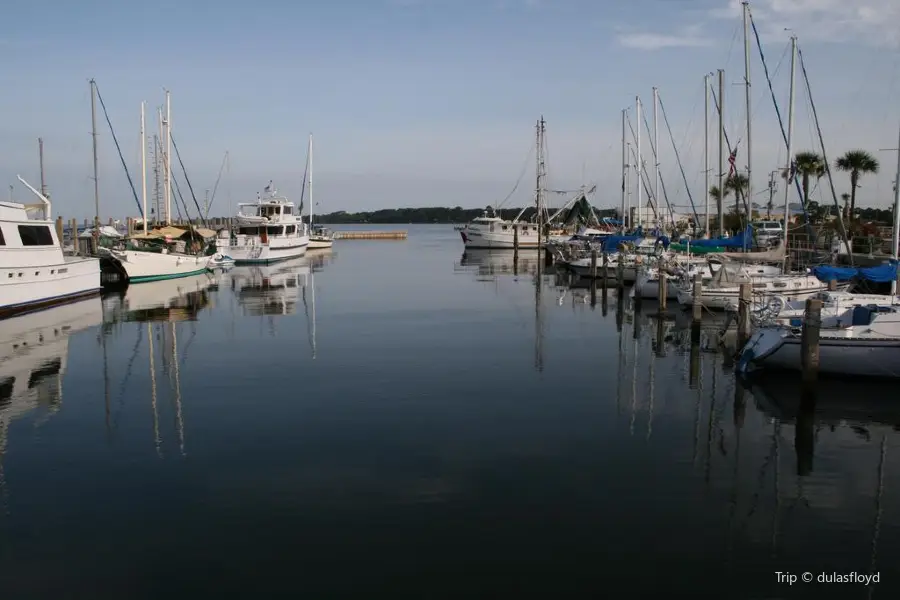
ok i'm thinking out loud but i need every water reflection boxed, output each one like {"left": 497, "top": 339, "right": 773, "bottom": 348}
{"left": 0, "top": 298, "right": 104, "bottom": 508}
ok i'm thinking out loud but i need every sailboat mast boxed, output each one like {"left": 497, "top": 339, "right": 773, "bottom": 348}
{"left": 742, "top": 0, "right": 752, "bottom": 232}
{"left": 717, "top": 69, "right": 725, "bottom": 237}
{"left": 636, "top": 96, "right": 642, "bottom": 230}
{"left": 534, "top": 117, "right": 546, "bottom": 242}
{"left": 621, "top": 108, "right": 627, "bottom": 229}
{"left": 890, "top": 122, "right": 900, "bottom": 294}
{"left": 704, "top": 73, "right": 711, "bottom": 238}
{"left": 38, "top": 137, "right": 47, "bottom": 198}
{"left": 158, "top": 108, "right": 166, "bottom": 224}
{"left": 653, "top": 87, "right": 660, "bottom": 229}
{"left": 165, "top": 89, "right": 172, "bottom": 225}
{"left": 782, "top": 35, "right": 797, "bottom": 270}
{"left": 90, "top": 79, "right": 100, "bottom": 253}
{"left": 140, "top": 102, "right": 148, "bottom": 234}
{"left": 308, "top": 133, "right": 314, "bottom": 232}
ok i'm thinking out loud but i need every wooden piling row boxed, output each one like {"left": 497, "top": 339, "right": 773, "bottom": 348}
{"left": 332, "top": 230, "right": 408, "bottom": 240}
{"left": 801, "top": 298, "right": 822, "bottom": 386}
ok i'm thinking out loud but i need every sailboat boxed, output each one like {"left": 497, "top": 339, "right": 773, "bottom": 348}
{"left": 102, "top": 91, "right": 214, "bottom": 283}
{"left": 738, "top": 120, "right": 900, "bottom": 377}
{"left": 305, "top": 135, "right": 334, "bottom": 250}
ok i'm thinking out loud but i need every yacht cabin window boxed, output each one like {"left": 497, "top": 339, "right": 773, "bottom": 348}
{"left": 18, "top": 225, "right": 54, "bottom": 246}
{"left": 238, "top": 226, "right": 259, "bottom": 236}
{"left": 267, "top": 226, "right": 283, "bottom": 235}
{"left": 285, "top": 225, "right": 296, "bottom": 234}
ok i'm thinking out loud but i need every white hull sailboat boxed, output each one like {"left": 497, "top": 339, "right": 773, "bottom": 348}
{"left": 104, "top": 93, "right": 214, "bottom": 284}
{"left": 0, "top": 177, "right": 101, "bottom": 319}
{"left": 305, "top": 134, "right": 334, "bottom": 250}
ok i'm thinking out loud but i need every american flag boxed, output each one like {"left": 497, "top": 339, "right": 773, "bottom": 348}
{"left": 786, "top": 160, "right": 798, "bottom": 184}
{"left": 264, "top": 180, "right": 273, "bottom": 192}
{"left": 727, "top": 148, "right": 738, "bottom": 177}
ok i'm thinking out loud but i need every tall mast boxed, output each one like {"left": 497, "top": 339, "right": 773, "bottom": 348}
{"left": 626, "top": 141, "right": 632, "bottom": 228}
{"left": 140, "top": 101, "right": 148, "bottom": 234}
{"left": 308, "top": 133, "right": 314, "bottom": 231}
{"left": 534, "top": 116, "right": 546, "bottom": 241}
{"left": 652, "top": 87, "right": 660, "bottom": 229}
{"left": 890, "top": 121, "right": 900, "bottom": 294}
{"left": 621, "top": 108, "right": 627, "bottom": 229}
{"left": 90, "top": 79, "right": 100, "bottom": 253}
{"left": 742, "top": 1, "right": 752, "bottom": 235}
{"left": 704, "top": 73, "right": 711, "bottom": 238}
{"left": 38, "top": 137, "right": 48, "bottom": 199}
{"left": 717, "top": 69, "right": 725, "bottom": 237}
{"left": 153, "top": 133, "right": 161, "bottom": 223}
{"left": 636, "top": 96, "right": 642, "bottom": 230}
{"left": 158, "top": 108, "right": 166, "bottom": 224}
{"left": 165, "top": 89, "right": 172, "bottom": 225}
{"left": 782, "top": 35, "right": 797, "bottom": 270}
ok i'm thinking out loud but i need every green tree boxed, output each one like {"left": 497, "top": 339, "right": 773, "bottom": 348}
{"left": 835, "top": 149, "right": 879, "bottom": 222}
{"left": 785, "top": 151, "right": 826, "bottom": 214}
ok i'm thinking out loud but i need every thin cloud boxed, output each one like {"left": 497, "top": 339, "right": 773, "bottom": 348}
{"left": 708, "top": 0, "right": 900, "bottom": 48}
{"left": 616, "top": 25, "right": 713, "bottom": 51}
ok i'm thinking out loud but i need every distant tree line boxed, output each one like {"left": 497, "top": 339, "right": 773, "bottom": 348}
{"left": 314, "top": 205, "right": 617, "bottom": 224}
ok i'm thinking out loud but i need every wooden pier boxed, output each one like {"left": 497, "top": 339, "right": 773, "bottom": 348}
{"left": 333, "top": 230, "right": 407, "bottom": 240}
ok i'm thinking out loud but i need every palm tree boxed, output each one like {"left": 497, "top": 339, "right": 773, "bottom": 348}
{"left": 725, "top": 173, "right": 749, "bottom": 216}
{"left": 840, "top": 192, "right": 851, "bottom": 221}
{"left": 835, "top": 149, "right": 880, "bottom": 222}
{"left": 785, "top": 151, "right": 826, "bottom": 214}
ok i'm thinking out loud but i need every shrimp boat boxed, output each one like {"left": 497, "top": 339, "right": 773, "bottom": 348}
{"left": 217, "top": 182, "right": 309, "bottom": 264}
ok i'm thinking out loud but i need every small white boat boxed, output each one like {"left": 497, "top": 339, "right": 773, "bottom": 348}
{"left": 738, "top": 303, "right": 900, "bottom": 378}
{"left": 208, "top": 252, "right": 235, "bottom": 268}
{"left": 304, "top": 136, "right": 335, "bottom": 250}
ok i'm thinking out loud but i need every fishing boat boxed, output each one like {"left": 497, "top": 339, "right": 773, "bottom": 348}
{"left": 217, "top": 183, "right": 309, "bottom": 263}
{"left": 0, "top": 176, "right": 101, "bottom": 319}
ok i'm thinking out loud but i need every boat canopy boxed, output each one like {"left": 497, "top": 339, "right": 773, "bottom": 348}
{"left": 688, "top": 225, "right": 754, "bottom": 249}
{"left": 813, "top": 261, "right": 898, "bottom": 283}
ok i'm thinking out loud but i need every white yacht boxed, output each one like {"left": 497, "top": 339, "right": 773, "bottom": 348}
{"left": 218, "top": 183, "right": 309, "bottom": 264}
{"left": 229, "top": 256, "right": 310, "bottom": 316}
{"left": 0, "top": 176, "right": 101, "bottom": 319}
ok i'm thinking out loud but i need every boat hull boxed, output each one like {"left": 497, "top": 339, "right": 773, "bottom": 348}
{"left": 740, "top": 328, "right": 900, "bottom": 378}
{"left": 460, "top": 229, "right": 542, "bottom": 249}
{"left": 308, "top": 238, "right": 333, "bottom": 249}
{"left": 108, "top": 250, "right": 212, "bottom": 283}
{"left": 676, "top": 278, "right": 837, "bottom": 310}
{"left": 0, "top": 257, "right": 102, "bottom": 320}
{"left": 217, "top": 239, "right": 309, "bottom": 264}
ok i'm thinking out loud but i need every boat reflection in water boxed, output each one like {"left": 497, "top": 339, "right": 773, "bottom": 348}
{"left": 229, "top": 255, "right": 315, "bottom": 317}
{"left": 1, "top": 297, "right": 104, "bottom": 493}
{"left": 102, "top": 272, "right": 217, "bottom": 323}
{"left": 456, "top": 249, "right": 544, "bottom": 278}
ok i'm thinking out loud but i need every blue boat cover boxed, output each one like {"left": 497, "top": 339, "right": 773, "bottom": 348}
{"left": 601, "top": 234, "right": 643, "bottom": 252}
{"left": 688, "top": 225, "right": 754, "bottom": 249}
{"left": 813, "top": 261, "right": 898, "bottom": 283}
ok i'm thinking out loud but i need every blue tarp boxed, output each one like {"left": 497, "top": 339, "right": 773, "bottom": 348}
{"left": 687, "top": 225, "right": 754, "bottom": 249}
{"left": 813, "top": 261, "right": 898, "bottom": 283}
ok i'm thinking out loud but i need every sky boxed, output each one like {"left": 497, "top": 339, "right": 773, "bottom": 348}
{"left": 1, "top": 0, "right": 899, "bottom": 220}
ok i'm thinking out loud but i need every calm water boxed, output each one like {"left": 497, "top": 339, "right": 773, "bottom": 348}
{"left": 1, "top": 224, "right": 897, "bottom": 598}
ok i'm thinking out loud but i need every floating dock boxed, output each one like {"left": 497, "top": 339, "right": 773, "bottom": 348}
{"left": 333, "top": 231, "right": 407, "bottom": 240}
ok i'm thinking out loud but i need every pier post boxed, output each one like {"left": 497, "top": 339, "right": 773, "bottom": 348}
{"left": 590, "top": 249, "right": 598, "bottom": 307}
{"left": 692, "top": 275, "right": 703, "bottom": 324}
{"left": 601, "top": 251, "right": 609, "bottom": 289}
{"left": 55, "top": 216, "right": 64, "bottom": 249}
{"left": 513, "top": 225, "right": 519, "bottom": 263}
{"left": 801, "top": 298, "right": 822, "bottom": 387}
{"left": 616, "top": 257, "right": 624, "bottom": 291}
{"left": 737, "top": 283, "right": 752, "bottom": 349}
{"left": 827, "top": 279, "right": 837, "bottom": 291}
{"left": 657, "top": 258, "right": 667, "bottom": 311}
{"left": 70, "top": 218, "right": 78, "bottom": 255}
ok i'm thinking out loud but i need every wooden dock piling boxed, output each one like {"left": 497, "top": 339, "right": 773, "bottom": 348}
{"left": 801, "top": 298, "right": 822, "bottom": 386}
{"left": 601, "top": 251, "right": 609, "bottom": 289}
{"left": 589, "top": 249, "right": 597, "bottom": 306}
{"left": 737, "top": 283, "right": 752, "bottom": 349}
{"left": 616, "top": 258, "right": 624, "bottom": 291}
{"left": 692, "top": 275, "right": 703, "bottom": 324}
{"left": 55, "top": 216, "right": 63, "bottom": 249}
{"left": 657, "top": 258, "right": 667, "bottom": 311}
{"left": 827, "top": 279, "right": 837, "bottom": 291}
